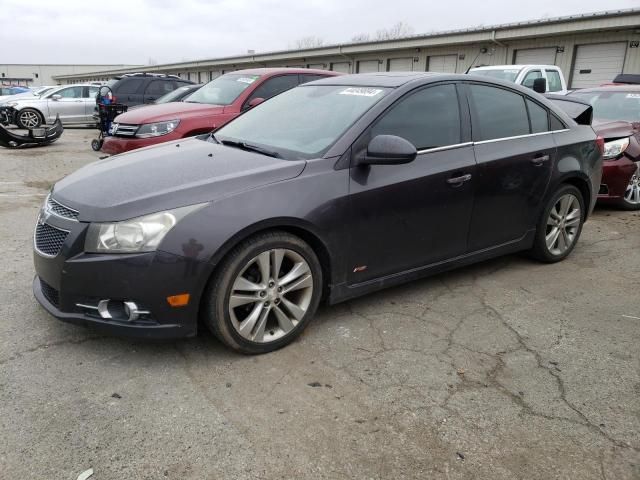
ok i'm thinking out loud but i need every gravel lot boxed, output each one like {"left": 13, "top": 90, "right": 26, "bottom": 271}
{"left": 1, "top": 128, "right": 639, "bottom": 479}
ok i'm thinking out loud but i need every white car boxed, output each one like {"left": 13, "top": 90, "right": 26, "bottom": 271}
{"left": 469, "top": 65, "right": 568, "bottom": 95}
{"left": 4, "top": 84, "right": 99, "bottom": 128}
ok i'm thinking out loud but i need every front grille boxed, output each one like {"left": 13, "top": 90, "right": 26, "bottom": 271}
{"left": 35, "top": 222, "right": 68, "bottom": 257}
{"left": 47, "top": 196, "right": 78, "bottom": 220}
{"left": 39, "top": 279, "right": 60, "bottom": 307}
{"left": 113, "top": 123, "right": 138, "bottom": 137}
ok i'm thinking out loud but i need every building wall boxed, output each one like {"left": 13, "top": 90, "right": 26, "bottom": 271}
{"left": 0, "top": 64, "right": 137, "bottom": 86}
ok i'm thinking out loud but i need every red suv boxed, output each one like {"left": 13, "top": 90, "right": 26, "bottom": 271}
{"left": 101, "top": 68, "right": 339, "bottom": 154}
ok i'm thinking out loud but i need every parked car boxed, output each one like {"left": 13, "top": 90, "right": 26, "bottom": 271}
{"left": 607, "top": 74, "right": 640, "bottom": 86}
{"left": 33, "top": 73, "right": 602, "bottom": 353}
{"left": 0, "top": 86, "right": 30, "bottom": 102}
{"left": 568, "top": 85, "right": 640, "bottom": 209}
{"left": 0, "top": 86, "right": 57, "bottom": 125}
{"left": 105, "top": 73, "right": 194, "bottom": 107}
{"left": 101, "top": 68, "right": 339, "bottom": 155}
{"left": 469, "top": 65, "right": 568, "bottom": 94}
{"left": 4, "top": 84, "right": 99, "bottom": 128}
{"left": 127, "top": 84, "right": 203, "bottom": 111}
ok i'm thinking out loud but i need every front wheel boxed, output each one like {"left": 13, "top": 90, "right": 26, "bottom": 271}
{"left": 16, "top": 108, "right": 43, "bottom": 129}
{"left": 529, "top": 184, "right": 585, "bottom": 263}
{"left": 91, "top": 139, "right": 103, "bottom": 151}
{"left": 204, "top": 231, "right": 323, "bottom": 354}
{"left": 618, "top": 162, "right": 640, "bottom": 211}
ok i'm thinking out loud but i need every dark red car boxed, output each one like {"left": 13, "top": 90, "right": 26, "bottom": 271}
{"left": 569, "top": 85, "right": 640, "bottom": 210}
{"left": 101, "top": 68, "right": 339, "bottom": 155}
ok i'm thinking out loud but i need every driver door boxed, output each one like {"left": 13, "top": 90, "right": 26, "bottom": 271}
{"left": 46, "top": 86, "right": 85, "bottom": 123}
{"left": 347, "top": 83, "right": 477, "bottom": 283}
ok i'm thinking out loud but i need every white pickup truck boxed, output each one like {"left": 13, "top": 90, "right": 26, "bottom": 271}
{"left": 469, "top": 65, "right": 568, "bottom": 95}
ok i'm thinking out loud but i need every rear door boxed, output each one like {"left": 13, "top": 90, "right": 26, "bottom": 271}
{"left": 114, "top": 78, "right": 145, "bottom": 106}
{"left": 83, "top": 86, "right": 99, "bottom": 121}
{"left": 348, "top": 83, "right": 476, "bottom": 283}
{"left": 45, "top": 86, "right": 85, "bottom": 123}
{"left": 465, "top": 83, "right": 555, "bottom": 251}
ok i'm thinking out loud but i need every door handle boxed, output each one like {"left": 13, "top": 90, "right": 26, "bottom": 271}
{"left": 531, "top": 154, "right": 550, "bottom": 166}
{"left": 446, "top": 173, "right": 472, "bottom": 185}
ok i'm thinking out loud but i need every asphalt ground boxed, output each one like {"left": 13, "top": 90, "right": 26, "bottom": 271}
{"left": 1, "top": 128, "right": 638, "bottom": 479}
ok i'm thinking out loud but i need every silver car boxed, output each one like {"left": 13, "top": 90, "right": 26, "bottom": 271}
{"left": 5, "top": 84, "right": 99, "bottom": 128}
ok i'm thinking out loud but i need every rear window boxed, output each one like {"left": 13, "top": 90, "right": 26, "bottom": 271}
{"left": 569, "top": 90, "right": 640, "bottom": 123}
{"left": 470, "top": 68, "right": 522, "bottom": 82}
{"left": 116, "top": 78, "right": 144, "bottom": 94}
{"left": 469, "top": 84, "right": 529, "bottom": 140}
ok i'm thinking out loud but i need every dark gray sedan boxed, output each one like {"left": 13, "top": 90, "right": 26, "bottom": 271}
{"left": 33, "top": 73, "right": 602, "bottom": 353}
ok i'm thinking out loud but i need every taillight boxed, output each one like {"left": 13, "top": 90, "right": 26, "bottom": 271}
{"left": 595, "top": 136, "right": 605, "bottom": 155}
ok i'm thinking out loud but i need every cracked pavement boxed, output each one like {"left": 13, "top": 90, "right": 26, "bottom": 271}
{"left": 1, "top": 129, "right": 639, "bottom": 479}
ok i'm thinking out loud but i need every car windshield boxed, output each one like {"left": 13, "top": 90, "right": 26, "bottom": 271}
{"left": 185, "top": 74, "right": 261, "bottom": 105}
{"left": 155, "top": 86, "right": 193, "bottom": 104}
{"left": 471, "top": 68, "right": 522, "bottom": 82}
{"left": 569, "top": 90, "right": 640, "bottom": 123}
{"left": 214, "top": 84, "right": 390, "bottom": 159}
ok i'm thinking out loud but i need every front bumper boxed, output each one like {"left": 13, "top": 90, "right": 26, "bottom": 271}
{"left": 33, "top": 215, "right": 206, "bottom": 339}
{"left": 0, "top": 106, "right": 15, "bottom": 125}
{"left": 598, "top": 156, "right": 637, "bottom": 200}
{"left": 101, "top": 132, "right": 180, "bottom": 155}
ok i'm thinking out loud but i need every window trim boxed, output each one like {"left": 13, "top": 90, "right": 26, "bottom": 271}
{"left": 241, "top": 74, "right": 300, "bottom": 111}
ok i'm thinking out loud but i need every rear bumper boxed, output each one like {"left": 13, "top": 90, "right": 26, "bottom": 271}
{"left": 598, "top": 156, "right": 637, "bottom": 200}
{"left": 101, "top": 133, "right": 180, "bottom": 154}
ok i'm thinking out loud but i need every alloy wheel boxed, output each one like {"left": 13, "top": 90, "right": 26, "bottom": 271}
{"left": 19, "top": 111, "right": 40, "bottom": 128}
{"left": 624, "top": 162, "right": 640, "bottom": 205}
{"left": 228, "top": 248, "right": 314, "bottom": 343}
{"left": 545, "top": 193, "right": 582, "bottom": 256}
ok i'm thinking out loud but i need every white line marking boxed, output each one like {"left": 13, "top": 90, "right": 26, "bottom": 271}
{"left": 621, "top": 315, "right": 640, "bottom": 320}
{"left": 0, "top": 181, "right": 23, "bottom": 185}
{"left": 0, "top": 193, "right": 46, "bottom": 197}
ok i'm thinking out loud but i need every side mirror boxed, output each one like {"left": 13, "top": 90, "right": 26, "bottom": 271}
{"left": 359, "top": 135, "right": 417, "bottom": 166}
{"left": 51, "top": 94, "right": 62, "bottom": 101}
{"left": 532, "top": 77, "right": 547, "bottom": 93}
{"left": 248, "top": 97, "right": 265, "bottom": 108}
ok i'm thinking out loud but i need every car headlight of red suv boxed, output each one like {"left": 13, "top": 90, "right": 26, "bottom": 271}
{"left": 603, "top": 137, "right": 630, "bottom": 160}
{"left": 135, "top": 119, "right": 180, "bottom": 138}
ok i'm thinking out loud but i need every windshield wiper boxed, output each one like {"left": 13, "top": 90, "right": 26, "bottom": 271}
{"left": 207, "top": 132, "right": 220, "bottom": 143}
{"left": 221, "top": 139, "right": 281, "bottom": 158}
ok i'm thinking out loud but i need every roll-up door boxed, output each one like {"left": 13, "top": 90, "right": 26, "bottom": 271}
{"left": 571, "top": 42, "right": 626, "bottom": 88}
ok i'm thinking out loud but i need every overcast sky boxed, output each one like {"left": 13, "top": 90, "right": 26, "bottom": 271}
{"left": 2, "top": 0, "right": 638, "bottom": 65}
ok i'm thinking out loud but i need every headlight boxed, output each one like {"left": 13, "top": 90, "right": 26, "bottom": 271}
{"left": 603, "top": 137, "right": 629, "bottom": 160}
{"left": 84, "top": 204, "right": 205, "bottom": 253}
{"left": 135, "top": 119, "right": 180, "bottom": 138}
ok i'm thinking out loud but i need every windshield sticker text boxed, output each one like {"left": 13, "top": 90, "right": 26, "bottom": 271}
{"left": 339, "top": 87, "right": 383, "bottom": 97}
{"left": 237, "top": 77, "right": 258, "bottom": 84}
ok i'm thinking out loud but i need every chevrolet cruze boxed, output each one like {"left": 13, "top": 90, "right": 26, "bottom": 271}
{"left": 33, "top": 73, "right": 603, "bottom": 354}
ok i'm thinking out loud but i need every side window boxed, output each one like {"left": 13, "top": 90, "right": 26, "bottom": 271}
{"left": 522, "top": 70, "right": 542, "bottom": 89}
{"left": 247, "top": 75, "right": 299, "bottom": 104}
{"left": 145, "top": 80, "right": 174, "bottom": 96}
{"left": 545, "top": 70, "right": 562, "bottom": 92}
{"left": 550, "top": 114, "right": 565, "bottom": 131}
{"left": 371, "top": 84, "right": 461, "bottom": 150}
{"left": 117, "top": 78, "right": 144, "bottom": 94}
{"left": 468, "top": 84, "right": 529, "bottom": 141}
{"left": 86, "top": 86, "right": 99, "bottom": 99}
{"left": 55, "top": 86, "right": 83, "bottom": 98}
{"left": 526, "top": 99, "right": 549, "bottom": 133}
{"left": 299, "top": 74, "right": 327, "bottom": 84}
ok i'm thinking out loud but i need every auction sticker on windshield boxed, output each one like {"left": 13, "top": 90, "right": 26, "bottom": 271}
{"left": 339, "top": 87, "right": 383, "bottom": 97}
{"left": 237, "top": 76, "right": 259, "bottom": 84}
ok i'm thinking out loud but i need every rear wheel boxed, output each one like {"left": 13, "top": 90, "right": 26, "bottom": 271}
{"left": 16, "top": 108, "right": 43, "bottom": 129}
{"left": 530, "top": 184, "right": 585, "bottom": 263}
{"left": 204, "top": 231, "right": 323, "bottom": 354}
{"left": 618, "top": 161, "right": 640, "bottom": 211}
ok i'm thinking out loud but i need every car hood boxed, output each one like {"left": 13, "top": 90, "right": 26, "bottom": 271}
{"left": 114, "top": 102, "right": 224, "bottom": 124}
{"left": 52, "top": 137, "right": 306, "bottom": 222}
{"left": 592, "top": 120, "right": 640, "bottom": 140}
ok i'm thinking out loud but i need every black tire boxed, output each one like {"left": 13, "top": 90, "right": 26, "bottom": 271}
{"left": 203, "top": 231, "right": 323, "bottom": 354}
{"left": 529, "top": 184, "right": 585, "bottom": 263}
{"left": 616, "top": 162, "right": 640, "bottom": 211}
{"left": 91, "top": 139, "right": 103, "bottom": 151}
{"left": 15, "top": 108, "right": 43, "bottom": 129}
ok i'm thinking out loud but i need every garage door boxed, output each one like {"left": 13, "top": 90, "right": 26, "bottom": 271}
{"left": 331, "top": 62, "right": 351, "bottom": 73}
{"left": 428, "top": 55, "right": 458, "bottom": 73}
{"left": 388, "top": 57, "right": 414, "bottom": 71}
{"left": 571, "top": 42, "right": 627, "bottom": 89}
{"left": 307, "top": 64, "right": 326, "bottom": 70}
{"left": 515, "top": 47, "right": 557, "bottom": 65}
{"left": 357, "top": 60, "right": 381, "bottom": 73}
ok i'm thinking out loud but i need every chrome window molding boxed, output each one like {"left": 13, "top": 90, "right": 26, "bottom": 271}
{"left": 417, "top": 142, "right": 473, "bottom": 155}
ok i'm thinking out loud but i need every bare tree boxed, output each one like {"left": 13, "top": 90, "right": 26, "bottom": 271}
{"left": 292, "top": 36, "right": 325, "bottom": 49}
{"left": 375, "top": 21, "right": 414, "bottom": 40}
{"left": 351, "top": 33, "right": 371, "bottom": 42}
{"left": 147, "top": 57, "right": 158, "bottom": 66}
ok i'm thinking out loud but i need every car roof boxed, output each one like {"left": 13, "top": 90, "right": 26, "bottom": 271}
{"left": 571, "top": 85, "right": 640, "bottom": 93}
{"left": 227, "top": 67, "right": 341, "bottom": 77}
{"left": 308, "top": 72, "right": 445, "bottom": 88}
{"left": 470, "top": 64, "right": 558, "bottom": 70}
